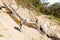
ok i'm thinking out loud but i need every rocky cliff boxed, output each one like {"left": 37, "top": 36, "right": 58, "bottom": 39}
{"left": 0, "top": 0, "right": 60, "bottom": 40}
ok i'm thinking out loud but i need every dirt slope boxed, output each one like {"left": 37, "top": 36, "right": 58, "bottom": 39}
{"left": 0, "top": 0, "right": 60, "bottom": 40}
{"left": 0, "top": 0, "right": 48, "bottom": 40}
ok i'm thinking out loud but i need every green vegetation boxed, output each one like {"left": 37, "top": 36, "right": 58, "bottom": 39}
{"left": 49, "top": 15, "right": 60, "bottom": 24}
{"left": 15, "top": 0, "right": 41, "bottom": 15}
{"left": 40, "top": 2, "right": 60, "bottom": 23}
{"left": 29, "top": 0, "right": 60, "bottom": 23}
{"left": 15, "top": 0, "right": 60, "bottom": 23}
{"left": 0, "top": 34, "right": 3, "bottom": 37}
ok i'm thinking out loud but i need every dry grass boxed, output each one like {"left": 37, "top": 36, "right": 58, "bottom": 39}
{"left": 0, "top": 34, "right": 3, "bottom": 37}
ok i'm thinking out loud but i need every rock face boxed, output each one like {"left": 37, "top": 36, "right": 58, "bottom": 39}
{"left": 0, "top": 0, "right": 60, "bottom": 40}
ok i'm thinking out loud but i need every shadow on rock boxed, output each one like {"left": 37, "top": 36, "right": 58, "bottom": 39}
{"left": 47, "top": 35, "right": 60, "bottom": 40}
{"left": 14, "top": 26, "right": 21, "bottom": 32}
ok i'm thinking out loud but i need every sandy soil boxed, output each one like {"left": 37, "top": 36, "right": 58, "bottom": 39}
{"left": 0, "top": 0, "right": 60, "bottom": 40}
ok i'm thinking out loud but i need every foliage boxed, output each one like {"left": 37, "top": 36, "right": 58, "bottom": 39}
{"left": 15, "top": 0, "right": 60, "bottom": 22}
{"left": 15, "top": 0, "right": 41, "bottom": 15}
{"left": 40, "top": 2, "right": 60, "bottom": 19}
{"left": 28, "top": 0, "right": 42, "bottom": 9}
{"left": 39, "top": 2, "right": 60, "bottom": 23}
{"left": 29, "top": 0, "right": 60, "bottom": 22}
{"left": 50, "top": 3, "right": 60, "bottom": 18}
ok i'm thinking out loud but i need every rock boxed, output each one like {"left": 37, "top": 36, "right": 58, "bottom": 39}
{"left": 0, "top": 0, "right": 60, "bottom": 40}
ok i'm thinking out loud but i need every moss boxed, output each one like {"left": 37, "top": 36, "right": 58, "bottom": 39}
{"left": 48, "top": 15, "right": 60, "bottom": 25}
{"left": 0, "top": 34, "right": 3, "bottom": 37}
